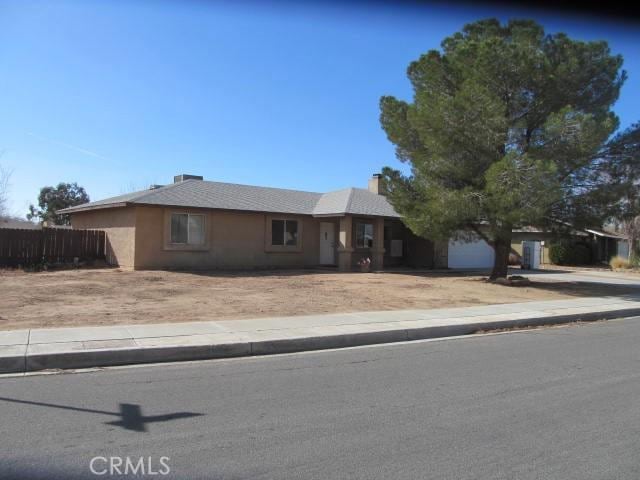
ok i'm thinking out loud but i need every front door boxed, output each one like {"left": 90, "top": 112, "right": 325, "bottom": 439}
{"left": 319, "top": 222, "right": 335, "bottom": 265}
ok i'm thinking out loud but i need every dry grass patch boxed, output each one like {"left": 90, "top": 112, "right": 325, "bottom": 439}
{"left": 0, "top": 268, "right": 633, "bottom": 330}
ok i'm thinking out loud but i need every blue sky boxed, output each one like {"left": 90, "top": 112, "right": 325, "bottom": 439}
{"left": 1, "top": 0, "right": 638, "bottom": 216}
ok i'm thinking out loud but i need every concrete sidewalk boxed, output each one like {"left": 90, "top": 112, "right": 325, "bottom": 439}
{"left": 2, "top": 296, "right": 640, "bottom": 374}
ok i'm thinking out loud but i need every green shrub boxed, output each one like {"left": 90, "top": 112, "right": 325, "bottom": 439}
{"left": 548, "top": 242, "right": 567, "bottom": 265}
{"left": 549, "top": 241, "right": 592, "bottom": 265}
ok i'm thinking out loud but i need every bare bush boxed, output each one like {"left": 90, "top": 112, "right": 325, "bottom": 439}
{"left": 0, "top": 163, "right": 11, "bottom": 219}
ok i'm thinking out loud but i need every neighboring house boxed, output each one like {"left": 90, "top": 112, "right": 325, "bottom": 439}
{"left": 448, "top": 226, "right": 630, "bottom": 269}
{"left": 584, "top": 228, "right": 629, "bottom": 262}
{"left": 0, "top": 218, "right": 41, "bottom": 230}
{"left": 510, "top": 226, "right": 586, "bottom": 265}
{"left": 442, "top": 227, "right": 564, "bottom": 269}
{"left": 59, "top": 174, "right": 438, "bottom": 271}
{"left": 0, "top": 219, "right": 73, "bottom": 230}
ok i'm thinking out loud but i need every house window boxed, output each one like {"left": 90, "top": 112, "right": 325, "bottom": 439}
{"left": 356, "top": 222, "right": 374, "bottom": 248}
{"left": 272, "top": 219, "right": 298, "bottom": 246}
{"left": 171, "top": 213, "right": 205, "bottom": 245}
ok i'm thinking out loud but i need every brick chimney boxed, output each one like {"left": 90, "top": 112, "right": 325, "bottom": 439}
{"left": 368, "top": 173, "right": 383, "bottom": 195}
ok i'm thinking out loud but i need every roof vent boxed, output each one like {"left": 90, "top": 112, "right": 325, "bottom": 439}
{"left": 174, "top": 174, "right": 204, "bottom": 183}
{"left": 149, "top": 184, "right": 164, "bottom": 190}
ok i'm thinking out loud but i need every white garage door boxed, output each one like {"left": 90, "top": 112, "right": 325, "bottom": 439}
{"left": 448, "top": 237, "right": 495, "bottom": 269}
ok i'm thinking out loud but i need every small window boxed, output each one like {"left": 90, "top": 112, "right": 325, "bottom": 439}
{"left": 188, "top": 214, "right": 205, "bottom": 245}
{"left": 272, "top": 219, "right": 298, "bottom": 247}
{"left": 356, "top": 222, "right": 374, "bottom": 248}
{"left": 171, "top": 214, "right": 188, "bottom": 244}
{"left": 272, "top": 220, "right": 285, "bottom": 245}
{"left": 285, "top": 220, "right": 298, "bottom": 246}
{"left": 171, "top": 213, "right": 205, "bottom": 245}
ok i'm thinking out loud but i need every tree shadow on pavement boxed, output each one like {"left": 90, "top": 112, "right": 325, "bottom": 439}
{"left": 514, "top": 281, "right": 640, "bottom": 301}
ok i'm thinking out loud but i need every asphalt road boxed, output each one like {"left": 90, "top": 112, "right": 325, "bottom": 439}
{"left": 2, "top": 319, "right": 640, "bottom": 480}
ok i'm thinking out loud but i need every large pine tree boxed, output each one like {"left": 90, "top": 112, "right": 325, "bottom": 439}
{"left": 380, "top": 19, "right": 639, "bottom": 279}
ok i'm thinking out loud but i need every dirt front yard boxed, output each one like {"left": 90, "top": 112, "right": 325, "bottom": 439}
{"left": 0, "top": 268, "right": 634, "bottom": 330}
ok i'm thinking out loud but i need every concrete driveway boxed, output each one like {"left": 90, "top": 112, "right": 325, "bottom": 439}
{"left": 514, "top": 268, "right": 640, "bottom": 287}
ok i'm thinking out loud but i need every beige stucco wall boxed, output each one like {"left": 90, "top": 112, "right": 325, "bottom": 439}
{"left": 511, "top": 232, "right": 556, "bottom": 264}
{"left": 71, "top": 207, "right": 137, "bottom": 268}
{"left": 132, "top": 206, "right": 329, "bottom": 270}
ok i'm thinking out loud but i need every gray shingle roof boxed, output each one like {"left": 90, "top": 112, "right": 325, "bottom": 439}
{"left": 312, "top": 188, "right": 399, "bottom": 217}
{"left": 343, "top": 188, "right": 399, "bottom": 217}
{"left": 0, "top": 219, "right": 41, "bottom": 229}
{"left": 312, "top": 188, "right": 353, "bottom": 216}
{"left": 59, "top": 179, "right": 400, "bottom": 218}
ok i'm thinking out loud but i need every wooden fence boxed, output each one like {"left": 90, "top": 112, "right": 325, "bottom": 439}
{"left": 0, "top": 227, "right": 106, "bottom": 266}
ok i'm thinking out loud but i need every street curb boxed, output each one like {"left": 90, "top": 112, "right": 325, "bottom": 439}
{"left": 0, "top": 349, "right": 26, "bottom": 375}
{"left": 4, "top": 307, "right": 640, "bottom": 374}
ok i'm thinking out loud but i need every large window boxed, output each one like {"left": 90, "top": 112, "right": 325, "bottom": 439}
{"left": 355, "top": 222, "right": 373, "bottom": 248}
{"left": 171, "top": 213, "right": 205, "bottom": 245}
{"left": 272, "top": 219, "right": 298, "bottom": 246}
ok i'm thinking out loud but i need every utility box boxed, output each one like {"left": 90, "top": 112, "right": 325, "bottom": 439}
{"left": 522, "top": 241, "right": 541, "bottom": 270}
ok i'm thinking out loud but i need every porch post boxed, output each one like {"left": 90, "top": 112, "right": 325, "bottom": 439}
{"left": 337, "top": 215, "right": 354, "bottom": 272}
{"left": 371, "top": 217, "right": 385, "bottom": 271}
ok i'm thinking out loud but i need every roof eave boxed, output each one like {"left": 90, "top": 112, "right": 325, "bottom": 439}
{"left": 312, "top": 211, "right": 401, "bottom": 218}
{"left": 312, "top": 213, "right": 347, "bottom": 218}
{"left": 59, "top": 202, "right": 130, "bottom": 214}
{"left": 585, "top": 229, "right": 625, "bottom": 239}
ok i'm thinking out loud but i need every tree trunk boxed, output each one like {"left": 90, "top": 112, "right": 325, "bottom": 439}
{"left": 629, "top": 236, "right": 640, "bottom": 267}
{"left": 490, "top": 233, "right": 511, "bottom": 280}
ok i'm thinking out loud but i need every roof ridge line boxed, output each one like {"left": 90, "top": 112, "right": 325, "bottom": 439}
{"left": 128, "top": 180, "right": 187, "bottom": 202}
{"left": 197, "top": 179, "right": 323, "bottom": 196}
{"left": 344, "top": 188, "right": 355, "bottom": 214}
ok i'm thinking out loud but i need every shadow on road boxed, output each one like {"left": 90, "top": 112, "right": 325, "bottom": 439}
{"left": 0, "top": 396, "right": 203, "bottom": 433}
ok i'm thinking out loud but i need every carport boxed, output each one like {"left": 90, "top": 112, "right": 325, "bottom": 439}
{"left": 585, "top": 229, "right": 629, "bottom": 263}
